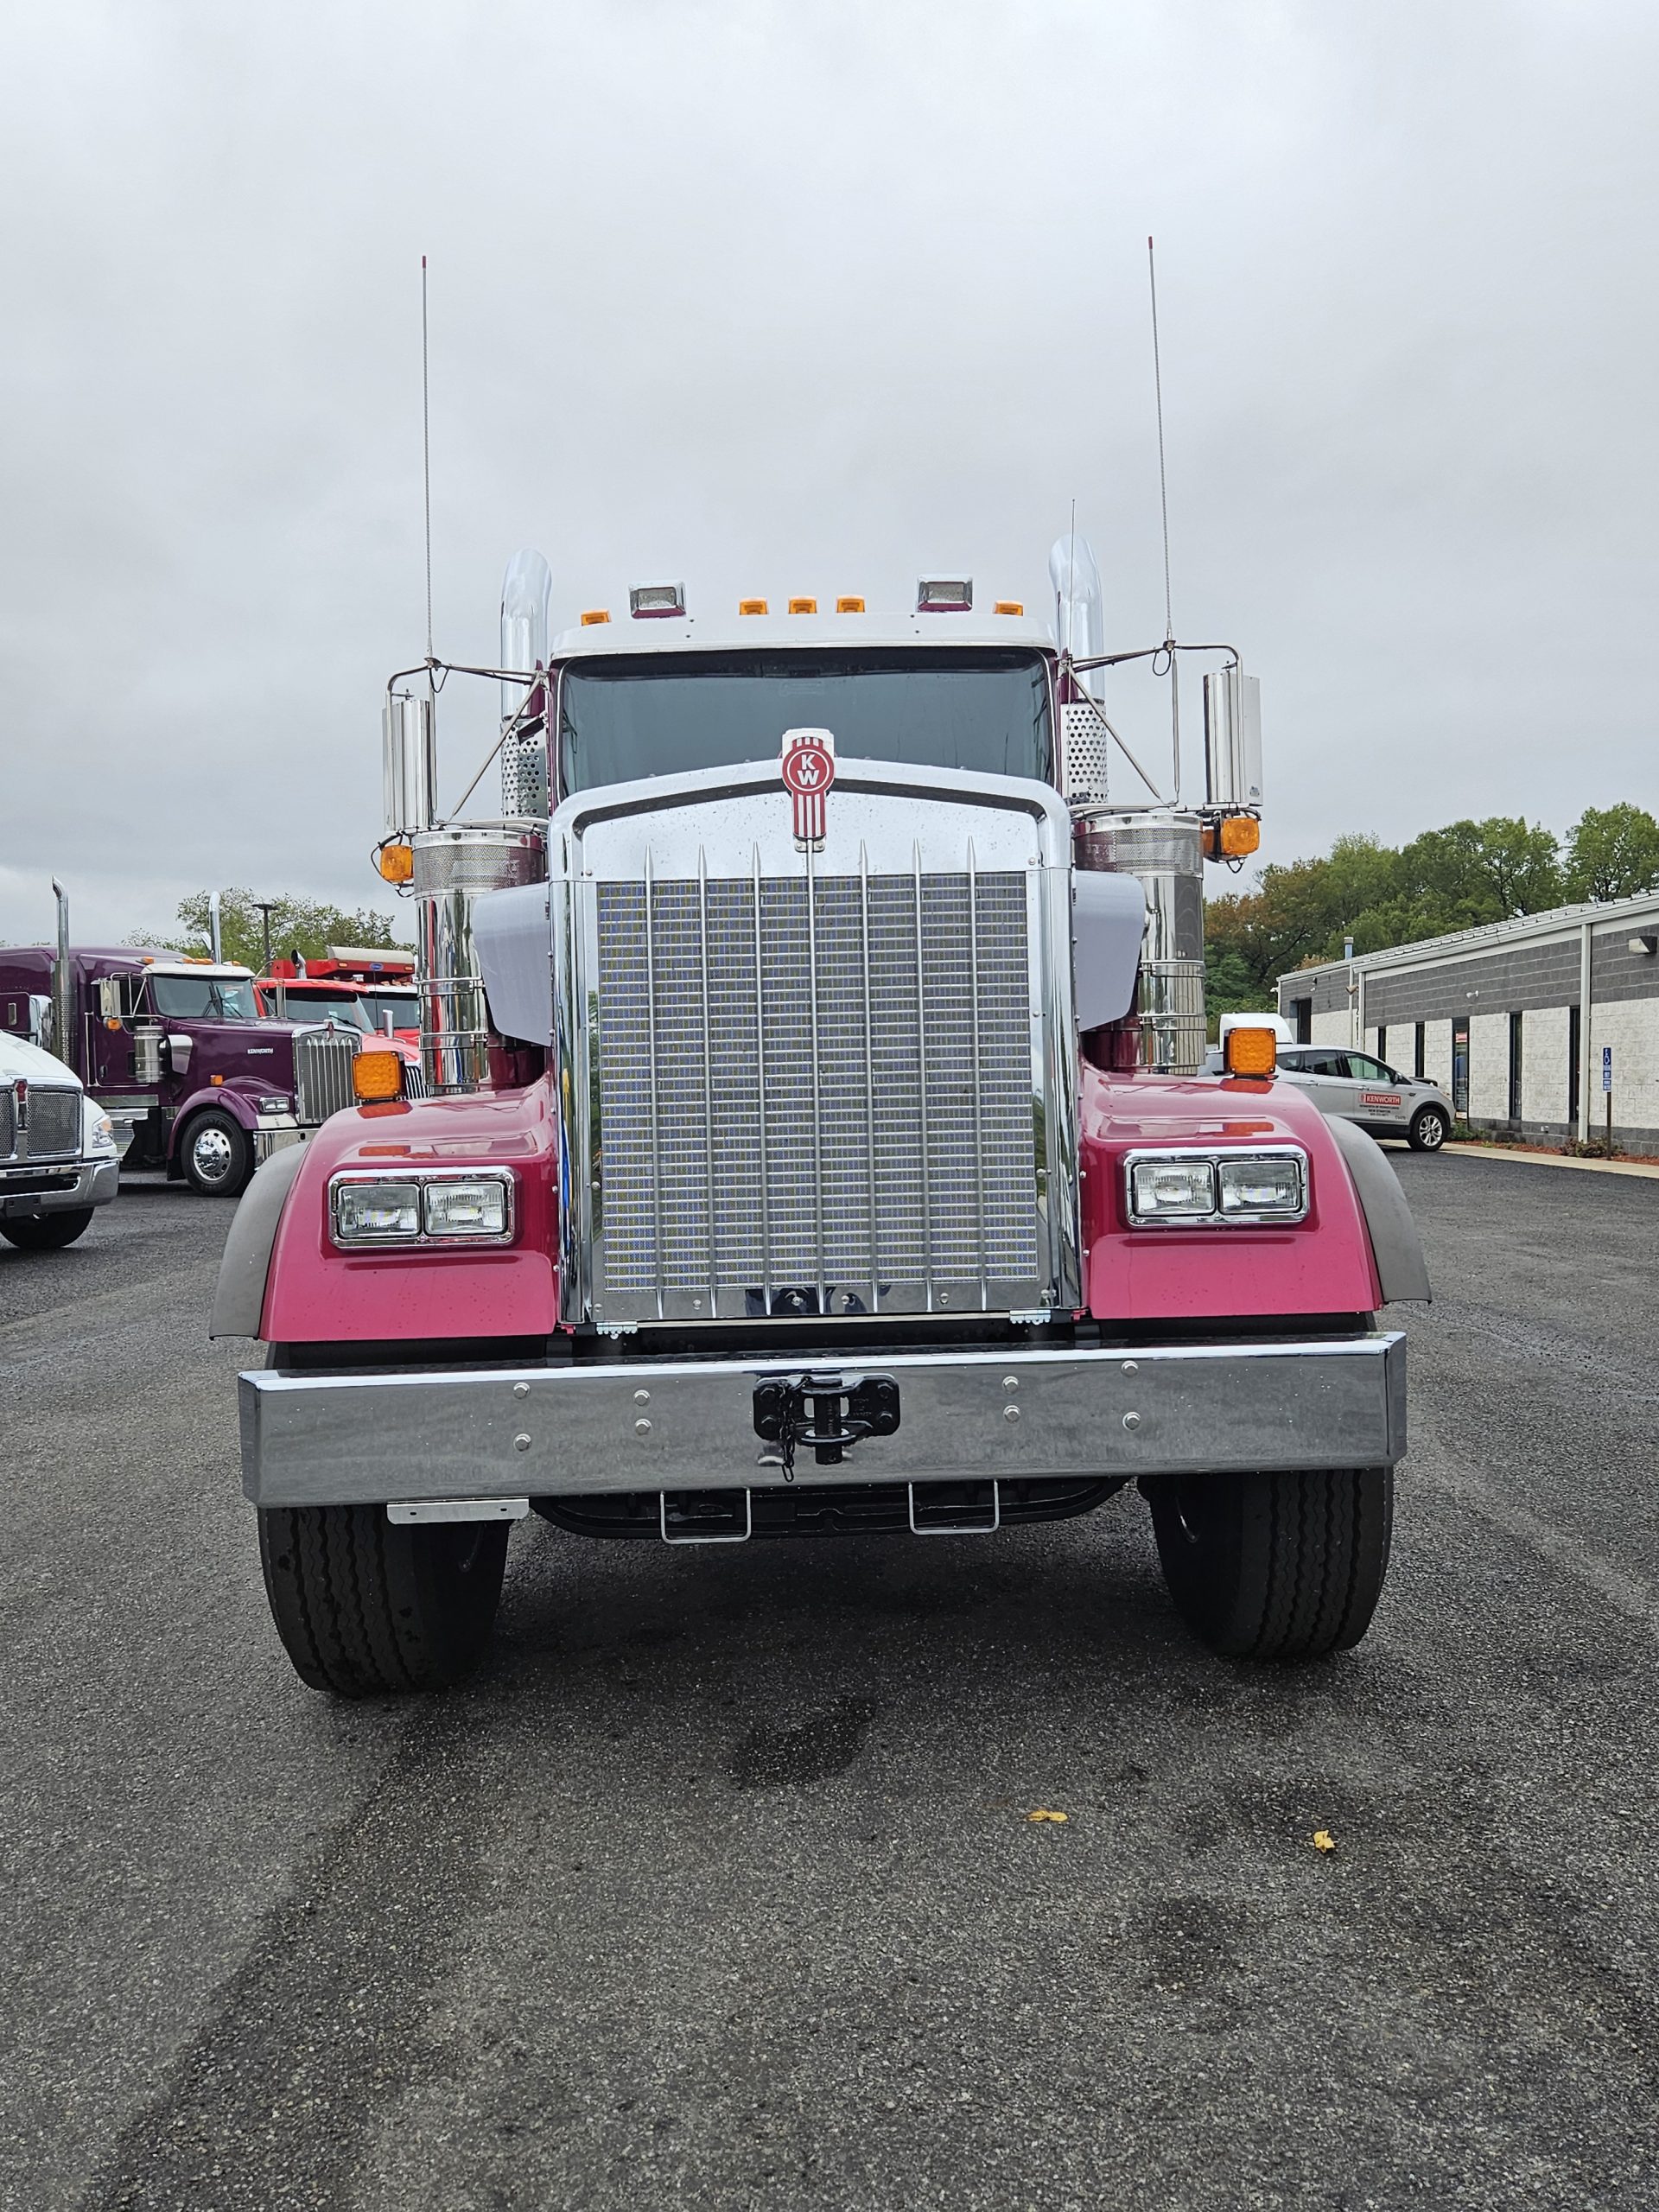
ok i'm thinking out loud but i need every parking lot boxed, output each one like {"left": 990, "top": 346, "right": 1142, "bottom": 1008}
{"left": 3, "top": 1154, "right": 1656, "bottom": 2210}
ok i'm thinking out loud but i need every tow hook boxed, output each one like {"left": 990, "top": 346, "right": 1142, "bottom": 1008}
{"left": 753, "top": 1374, "right": 900, "bottom": 1480}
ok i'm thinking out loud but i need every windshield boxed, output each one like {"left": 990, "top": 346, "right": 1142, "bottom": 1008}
{"left": 278, "top": 992, "right": 372, "bottom": 1033}
{"left": 151, "top": 976, "right": 260, "bottom": 1022}
{"left": 559, "top": 648, "right": 1052, "bottom": 793}
{"left": 359, "top": 990, "right": 419, "bottom": 1029}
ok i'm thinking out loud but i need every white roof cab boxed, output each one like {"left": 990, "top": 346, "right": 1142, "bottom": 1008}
{"left": 0, "top": 1030, "right": 121, "bottom": 1252}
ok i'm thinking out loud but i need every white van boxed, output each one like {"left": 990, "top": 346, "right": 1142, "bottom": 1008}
{"left": 0, "top": 1031, "right": 121, "bottom": 1251}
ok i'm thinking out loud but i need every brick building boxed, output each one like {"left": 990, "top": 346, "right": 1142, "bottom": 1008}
{"left": 1277, "top": 892, "right": 1659, "bottom": 1150}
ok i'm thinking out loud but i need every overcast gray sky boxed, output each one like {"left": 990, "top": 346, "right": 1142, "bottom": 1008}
{"left": 2, "top": 0, "right": 1655, "bottom": 945}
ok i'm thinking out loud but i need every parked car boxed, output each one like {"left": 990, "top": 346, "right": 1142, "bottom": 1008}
{"left": 0, "top": 1029, "right": 120, "bottom": 1250}
{"left": 1204, "top": 1039, "right": 1452, "bottom": 1151}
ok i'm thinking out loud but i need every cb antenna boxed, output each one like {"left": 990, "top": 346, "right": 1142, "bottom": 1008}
{"left": 421, "top": 254, "right": 435, "bottom": 666}
{"left": 1147, "top": 235, "right": 1174, "bottom": 649}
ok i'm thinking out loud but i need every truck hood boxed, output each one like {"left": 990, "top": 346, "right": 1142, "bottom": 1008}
{"left": 0, "top": 1032, "right": 85, "bottom": 1088}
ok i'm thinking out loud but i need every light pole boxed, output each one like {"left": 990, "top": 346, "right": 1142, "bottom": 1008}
{"left": 252, "top": 901, "right": 276, "bottom": 977}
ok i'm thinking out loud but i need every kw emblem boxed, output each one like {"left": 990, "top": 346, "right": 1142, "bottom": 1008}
{"left": 779, "top": 728, "right": 836, "bottom": 851}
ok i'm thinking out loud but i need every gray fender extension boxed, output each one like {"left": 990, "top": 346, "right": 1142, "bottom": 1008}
{"left": 209, "top": 1141, "right": 308, "bottom": 1337}
{"left": 1324, "top": 1114, "right": 1432, "bottom": 1305}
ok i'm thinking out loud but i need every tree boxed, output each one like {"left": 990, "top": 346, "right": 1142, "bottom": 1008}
{"left": 1395, "top": 817, "right": 1560, "bottom": 925}
{"left": 1561, "top": 804, "right": 1659, "bottom": 903}
{"left": 138, "top": 888, "right": 410, "bottom": 972}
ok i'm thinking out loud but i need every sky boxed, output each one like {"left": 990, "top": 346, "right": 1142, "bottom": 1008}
{"left": 1, "top": 0, "right": 1656, "bottom": 945}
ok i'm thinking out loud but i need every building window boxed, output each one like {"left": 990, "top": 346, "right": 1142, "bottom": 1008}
{"left": 1414, "top": 1021, "right": 1426, "bottom": 1080}
{"left": 1452, "top": 1017, "right": 1470, "bottom": 1116}
{"left": 1508, "top": 1011, "right": 1524, "bottom": 1122}
{"left": 1292, "top": 997, "right": 1312, "bottom": 1044}
{"left": 1377, "top": 1025, "right": 1389, "bottom": 1065}
{"left": 1568, "top": 1003, "right": 1581, "bottom": 1127}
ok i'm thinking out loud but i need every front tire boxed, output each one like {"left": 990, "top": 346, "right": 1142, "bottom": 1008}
{"left": 257, "top": 1503, "right": 509, "bottom": 1695}
{"left": 0, "top": 1207, "right": 96, "bottom": 1251}
{"left": 1145, "top": 1466, "right": 1393, "bottom": 1660}
{"left": 181, "top": 1107, "right": 254, "bottom": 1196}
{"left": 1408, "top": 1105, "right": 1449, "bottom": 1152}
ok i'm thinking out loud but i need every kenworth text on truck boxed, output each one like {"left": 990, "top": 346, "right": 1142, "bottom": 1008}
{"left": 0, "top": 888, "right": 374, "bottom": 1195}
{"left": 213, "top": 546, "right": 1428, "bottom": 1695}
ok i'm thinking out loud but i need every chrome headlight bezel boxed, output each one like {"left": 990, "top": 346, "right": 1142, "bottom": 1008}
{"left": 1122, "top": 1145, "right": 1308, "bottom": 1228}
{"left": 328, "top": 1166, "right": 516, "bottom": 1249}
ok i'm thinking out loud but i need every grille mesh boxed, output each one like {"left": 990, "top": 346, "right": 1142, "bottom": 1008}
{"left": 25, "top": 1088, "right": 79, "bottom": 1158}
{"left": 594, "top": 870, "right": 1039, "bottom": 1316}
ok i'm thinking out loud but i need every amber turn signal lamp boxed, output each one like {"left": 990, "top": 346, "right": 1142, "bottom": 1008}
{"left": 1220, "top": 816, "right": 1261, "bottom": 857}
{"left": 738, "top": 598, "right": 768, "bottom": 616}
{"left": 377, "top": 842, "right": 413, "bottom": 885}
{"left": 580, "top": 608, "right": 611, "bottom": 626}
{"left": 1224, "top": 1027, "right": 1278, "bottom": 1077}
{"left": 352, "top": 1049, "right": 404, "bottom": 1104}
{"left": 836, "top": 595, "right": 865, "bottom": 613}
{"left": 995, "top": 600, "right": 1024, "bottom": 616}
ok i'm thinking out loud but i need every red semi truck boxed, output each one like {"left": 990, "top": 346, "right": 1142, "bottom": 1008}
{"left": 214, "top": 554, "right": 1427, "bottom": 1695}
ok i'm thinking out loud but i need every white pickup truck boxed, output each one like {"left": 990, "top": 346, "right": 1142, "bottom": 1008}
{"left": 0, "top": 1031, "right": 121, "bottom": 1251}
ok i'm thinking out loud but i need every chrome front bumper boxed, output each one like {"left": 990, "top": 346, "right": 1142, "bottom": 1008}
{"left": 238, "top": 1332, "right": 1407, "bottom": 1510}
{"left": 0, "top": 1155, "right": 120, "bottom": 1217}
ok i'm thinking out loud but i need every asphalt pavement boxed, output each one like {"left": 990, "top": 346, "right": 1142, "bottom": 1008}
{"left": 3, "top": 1155, "right": 1656, "bottom": 2211}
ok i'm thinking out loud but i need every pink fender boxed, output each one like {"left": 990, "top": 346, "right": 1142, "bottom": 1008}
{"left": 260, "top": 1077, "right": 559, "bottom": 1342}
{"left": 1079, "top": 1069, "right": 1383, "bottom": 1320}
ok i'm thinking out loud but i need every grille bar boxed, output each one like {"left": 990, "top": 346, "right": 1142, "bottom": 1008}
{"left": 0, "top": 1087, "right": 15, "bottom": 1160}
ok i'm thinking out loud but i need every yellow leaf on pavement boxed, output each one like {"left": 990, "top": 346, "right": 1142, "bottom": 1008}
{"left": 1027, "top": 1808, "right": 1069, "bottom": 1823}
{"left": 1312, "top": 1829, "right": 1337, "bottom": 1852}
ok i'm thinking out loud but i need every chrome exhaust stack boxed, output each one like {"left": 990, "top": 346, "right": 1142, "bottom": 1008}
{"left": 49, "top": 878, "right": 73, "bottom": 1068}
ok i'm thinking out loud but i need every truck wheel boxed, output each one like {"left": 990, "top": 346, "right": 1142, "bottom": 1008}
{"left": 0, "top": 1207, "right": 96, "bottom": 1251}
{"left": 257, "top": 1503, "right": 510, "bottom": 1696}
{"left": 1144, "top": 1466, "right": 1393, "bottom": 1661}
{"left": 1408, "top": 1106, "right": 1449, "bottom": 1152}
{"left": 181, "top": 1108, "right": 254, "bottom": 1196}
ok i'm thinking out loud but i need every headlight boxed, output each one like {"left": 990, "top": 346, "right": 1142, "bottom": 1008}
{"left": 1124, "top": 1147, "right": 1307, "bottom": 1227}
{"left": 329, "top": 1169, "right": 515, "bottom": 1248}
{"left": 89, "top": 1112, "right": 117, "bottom": 1153}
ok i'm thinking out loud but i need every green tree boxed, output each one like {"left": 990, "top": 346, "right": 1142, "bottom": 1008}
{"left": 1560, "top": 804, "right": 1659, "bottom": 902}
{"left": 1395, "top": 817, "right": 1560, "bottom": 925}
{"left": 140, "top": 888, "right": 410, "bottom": 972}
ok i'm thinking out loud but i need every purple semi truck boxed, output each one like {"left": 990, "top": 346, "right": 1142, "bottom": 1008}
{"left": 0, "top": 887, "right": 367, "bottom": 1196}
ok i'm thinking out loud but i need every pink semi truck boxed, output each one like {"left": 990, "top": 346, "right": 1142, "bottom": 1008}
{"left": 213, "top": 553, "right": 1427, "bottom": 1695}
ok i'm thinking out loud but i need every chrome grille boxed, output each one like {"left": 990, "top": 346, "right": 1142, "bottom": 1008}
{"left": 25, "top": 1088, "right": 79, "bottom": 1159}
{"left": 591, "top": 867, "right": 1040, "bottom": 1320}
{"left": 295, "top": 1031, "right": 359, "bottom": 1127}
{"left": 0, "top": 1088, "right": 14, "bottom": 1159}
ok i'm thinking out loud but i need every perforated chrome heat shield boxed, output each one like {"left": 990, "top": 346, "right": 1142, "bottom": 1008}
{"left": 550, "top": 759, "right": 1081, "bottom": 1330}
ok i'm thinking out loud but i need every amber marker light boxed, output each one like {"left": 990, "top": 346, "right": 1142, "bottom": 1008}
{"left": 1220, "top": 817, "right": 1261, "bottom": 857}
{"left": 995, "top": 600, "right": 1024, "bottom": 616}
{"left": 836, "top": 596, "right": 865, "bottom": 613}
{"left": 739, "top": 598, "right": 768, "bottom": 616}
{"left": 788, "top": 597, "right": 817, "bottom": 614}
{"left": 378, "top": 842, "right": 413, "bottom": 885}
{"left": 1224, "top": 1027, "right": 1278, "bottom": 1077}
{"left": 580, "top": 608, "right": 611, "bottom": 626}
{"left": 352, "top": 1049, "right": 404, "bottom": 1104}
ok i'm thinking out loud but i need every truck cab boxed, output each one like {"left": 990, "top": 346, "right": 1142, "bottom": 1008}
{"left": 217, "top": 559, "right": 1427, "bottom": 1696}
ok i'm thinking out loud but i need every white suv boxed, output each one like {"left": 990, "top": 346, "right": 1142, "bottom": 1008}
{"left": 1204, "top": 1039, "right": 1453, "bottom": 1153}
{"left": 0, "top": 1032, "right": 121, "bottom": 1251}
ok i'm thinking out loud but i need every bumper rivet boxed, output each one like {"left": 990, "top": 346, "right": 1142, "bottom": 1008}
{"left": 635, "top": 1417, "right": 652, "bottom": 1435}
{"left": 1122, "top": 1360, "right": 1139, "bottom": 1376}
{"left": 1003, "top": 1404, "right": 1020, "bottom": 1422}
{"left": 1001, "top": 1376, "right": 1018, "bottom": 1391}
{"left": 513, "top": 1433, "right": 532, "bottom": 1452}
{"left": 1122, "top": 1410, "right": 1141, "bottom": 1431}
{"left": 513, "top": 1382, "right": 529, "bottom": 1398}
{"left": 634, "top": 1389, "right": 650, "bottom": 1404}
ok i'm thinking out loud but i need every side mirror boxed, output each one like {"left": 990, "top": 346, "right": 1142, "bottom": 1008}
{"left": 97, "top": 977, "right": 124, "bottom": 1021}
{"left": 27, "top": 994, "right": 51, "bottom": 1049}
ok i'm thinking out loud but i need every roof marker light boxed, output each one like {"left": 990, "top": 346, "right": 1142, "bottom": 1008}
{"left": 788, "top": 597, "right": 817, "bottom": 614}
{"left": 739, "top": 598, "right": 768, "bottom": 616}
{"left": 629, "top": 582, "right": 685, "bottom": 619}
{"left": 580, "top": 608, "right": 611, "bottom": 626}
{"left": 995, "top": 600, "right": 1024, "bottom": 616}
{"left": 916, "top": 577, "right": 973, "bottom": 612}
{"left": 836, "top": 595, "right": 865, "bottom": 613}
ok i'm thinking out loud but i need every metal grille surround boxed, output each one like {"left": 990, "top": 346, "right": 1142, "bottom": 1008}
{"left": 295, "top": 1032, "right": 359, "bottom": 1127}
{"left": 589, "top": 866, "right": 1042, "bottom": 1322}
{"left": 24, "top": 1088, "right": 80, "bottom": 1158}
{"left": 0, "top": 1088, "right": 14, "bottom": 1160}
